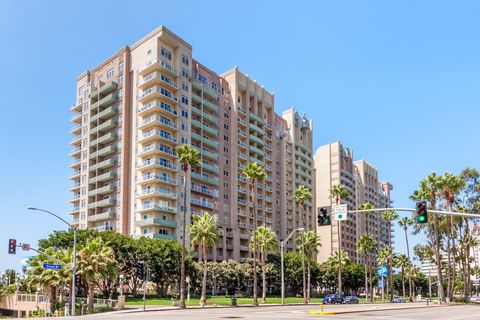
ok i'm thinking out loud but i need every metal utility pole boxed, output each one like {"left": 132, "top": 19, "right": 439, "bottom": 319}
{"left": 280, "top": 228, "right": 304, "bottom": 305}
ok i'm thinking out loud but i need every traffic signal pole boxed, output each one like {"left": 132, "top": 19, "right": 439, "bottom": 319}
{"left": 347, "top": 207, "right": 480, "bottom": 219}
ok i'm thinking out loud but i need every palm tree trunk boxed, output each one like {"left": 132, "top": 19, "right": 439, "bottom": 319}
{"left": 307, "top": 260, "right": 311, "bottom": 302}
{"left": 201, "top": 242, "right": 207, "bottom": 307}
{"left": 434, "top": 215, "right": 446, "bottom": 303}
{"left": 251, "top": 180, "right": 258, "bottom": 306}
{"left": 261, "top": 252, "right": 267, "bottom": 303}
{"left": 446, "top": 219, "right": 452, "bottom": 302}
{"left": 402, "top": 269, "right": 406, "bottom": 298}
{"left": 302, "top": 246, "right": 307, "bottom": 304}
{"left": 87, "top": 284, "right": 94, "bottom": 313}
{"left": 364, "top": 264, "right": 368, "bottom": 302}
{"left": 369, "top": 264, "right": 373, "bottom": 303}
{"left": 389, "top": 262, "right": 393, "bottom": 300}
{"left": 179, "top": 167, "right": 188, "bottom": 309}
{"left": 409, "top": 276, "right": 412, "bottom": 298}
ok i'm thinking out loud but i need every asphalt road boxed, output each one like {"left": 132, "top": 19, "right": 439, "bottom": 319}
{"left": 30, "top": 303, "right": 479, "bottom": 320}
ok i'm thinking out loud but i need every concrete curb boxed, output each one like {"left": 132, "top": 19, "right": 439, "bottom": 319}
{"left": 309, "top": 303, "right": 462, "bottom": 315}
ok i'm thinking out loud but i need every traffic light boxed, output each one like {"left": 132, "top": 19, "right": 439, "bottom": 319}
{"left": 8, "top": 239, "right": 16, "bottom": 254}
{"left": 416, "top": 201, "right": 428, "bottom": 224}
{"left": 317, "top": 207, "right": 331, "bottom": 226}
{"left": 137, "top": 262, "right": 145, "bottom": 280}
{"left": 75, "top": 274, "right": 81, "bottom": 286}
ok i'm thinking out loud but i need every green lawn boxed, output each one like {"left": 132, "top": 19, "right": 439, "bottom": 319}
{"left": 125, "top": 296, "right": 327, "bottom": 306}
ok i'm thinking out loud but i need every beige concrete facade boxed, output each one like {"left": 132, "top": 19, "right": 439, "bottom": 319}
{"left": 69, "top": 26, "right": 314, "bottom": 261}
{"left": 314, "top": 142, "right": 393, "bottom": 265}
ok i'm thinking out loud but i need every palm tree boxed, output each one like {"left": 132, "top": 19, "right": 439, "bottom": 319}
{"left": 357, "top": 234, "right": 377, "bottom": 302}
{"left": 243, "top": 161, "right": 268, "bottom": 306}
{"left": 377, "top": 247, "right": 395, "bottom": 301}
{"left": 439, "top": 172, "right": 465, "bottom": 302}
{"left": 411, "top": 172, "right": 446, "bottom": 303}
{"left": 77, "top": 237, "right": 116, "bottom": 312}
{"left": 404, "top": 264, "right": 421, "bottom": 297}
{"left": 326, "top": 250, "right": 350, "bottom": 270}
{"left": 381, "top": 210, "right": 398, "bottom": 248}
{"left": 250, "top": 226, "right": 277, "bottom": 304}
{"left": 358, "top": 202, "right": 374, "bottom": 235}
{"left": 329, "top": 184, "right": 349, "bottom": 296}
{"left": 293, "top": 185, "right": 312, "bottom": 304}
{"left": 189, "top": 212, "right": 220, "bottom": 307}
{"left": 398, "top": 217, "right": 413, "bottom": 257}
{"left": 303, "top": 231, "right": 321, "bottom": 302}
{"left": 176, "top": 144, "right": 200, "bottom": 309}
{"left": 394, "top": 254, "right": 410, "bottom": 298}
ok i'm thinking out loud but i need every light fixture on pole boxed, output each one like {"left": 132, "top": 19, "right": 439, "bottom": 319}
{"left": 280, "top": 227, "right": 304, "bottom": 305}
{"left": 28, "top": 207, "right": 78, "bottom": 317}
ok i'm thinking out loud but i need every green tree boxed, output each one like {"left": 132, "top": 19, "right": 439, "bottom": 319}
{"left": 77, "top": 237, "right": 116, "bottom": 312}
{"left": 176, "top": 144, "right": 200, "bottom": 309}
{"left": 303, "top": 231, "right": 321, "bottom": 302}
{"left": 242, "top": 161, "right": 268, "bottom": 306}
{"left": 293, "top": 185, "right": 312, "bottom": 304}
{"left": 381, "top": 210, "right": 398, "bottom": 247}
{"left": 357, "top": 234, "right": 377, "bottom": 302}
{"left": 377, "top": 247, "right": 395, "bottom": 301}
{"left": 329, "top": 184, "right": 349, "bottom": 295}
{"left": 394, "top": 254, "right": 410, "bottom": 298}
{"left": 411, "top": 172, "right": 446, "bottom": 303}
{"left": 250, "top": 226, "right": 277, "bottom": 303}
{"left": 398, "top": 217, "right": 413, "bottom": 257}
{"left": 189, "top": 212, "right": 220, "bottom": 307}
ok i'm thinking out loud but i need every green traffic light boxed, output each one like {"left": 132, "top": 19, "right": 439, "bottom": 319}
{"left": 418, "top": 215, "right": 426, "bottom": 222}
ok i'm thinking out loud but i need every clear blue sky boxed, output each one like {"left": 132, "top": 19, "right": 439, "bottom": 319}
{"left": 1, "top": 0, "right": 479, "bottom": 271}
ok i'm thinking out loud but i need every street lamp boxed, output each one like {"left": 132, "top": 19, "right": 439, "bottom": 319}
{"left": 28, "top": 207, "right": 78, "bottom": 317}
{"left": 280, "top": 227, "right": 304, "bottom": 305}
{"left": 119, "top": 274, "right": 125, "bottom": 296}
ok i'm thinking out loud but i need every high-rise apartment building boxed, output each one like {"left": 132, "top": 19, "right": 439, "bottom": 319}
{"left": 314, "top": 141, "right": 393, "bottom": 264}
{"left": 69, "top": 26, "right": 314, "bottom": 261}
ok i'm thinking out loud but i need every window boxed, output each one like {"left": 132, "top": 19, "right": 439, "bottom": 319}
{"left": 224, "top": 124, "right": 229, "bottom": 130}
{"left": 181, "top": 136, "right": 188, "bottom": 144}
{"left": 223, "top": 135, "right": 229, "bottom": 141}
{"left": 118, "top": 75, "right": 123, "bottom": 84}
{"left": 181, "top": 96, "right": 189, "bottom": 105}
{"left": 181, "top": 109, "right": 188, "bottom": 118}
{"left": 182, "top": 69, "right": 189, "bottom": 79}
{"left": 147, "top": 49, "right": 152, "bottom": 55}
{"left": 161, "top": 47, "right": 172, "bottom": 60}
{"left": 107, "top": 68, "right": 114, "bottom": 79}
{"left": 224, "top": 170, "right": 228, "bottom": 176}
{"left": 118, "top": 62, "right": 124, "bottom": 72}
{"left": 82, "top": 151, "right": 87, "bottom": 159}
{"left": 211, "top": 83, "right": 218, "bottom": 91}
{"left": 224, "top": 146, "right": 229, "bottom": 152}
{"left": 181, "top": 123, "right": 188, "bottom": 131}
{"left": 182, "top": 55, "right": 189, "bottom": 65}
{"left": 198, "top": 74, "right": 207, "bottom": 84}
{"left": 82, "top": 138, "right": 88, "bottom": 147}
{"left": 182, "top": 82, "right": 189, "bottom": 91}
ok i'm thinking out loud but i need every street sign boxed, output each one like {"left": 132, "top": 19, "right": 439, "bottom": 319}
{"left": 332, "top": 204, "right": 348, "bottom": 221}
{"left": 42, "top": 263, "right": 62, "bottom": 270}
{"left": 377, "top": 265, "right": 388, "bottom": 277}
{"left": 378, "top": 277, "right": 384, "bottom": 289}
{"left": 22, "top": 243, "right": 30, "bottom": 251}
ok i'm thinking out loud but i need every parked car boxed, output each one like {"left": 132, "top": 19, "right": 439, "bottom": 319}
{"left": 391, "top": 296, "right": 406, "bottom": 303}
{"left": 323, "top": 294, "right": 344, "bottom": 304}
{"left": 343, "top": 295, "right": 360, "bottom": 304}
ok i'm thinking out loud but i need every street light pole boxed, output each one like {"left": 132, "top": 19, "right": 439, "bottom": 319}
{"left": 281, "top": 227, "right": 304, "bottom": 305}
{"left": 28, "top": 207, "right": 77, "bottom": 317}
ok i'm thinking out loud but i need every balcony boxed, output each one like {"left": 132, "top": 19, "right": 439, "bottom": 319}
{"left": 135, "top": 217, "right": 177, "bottom": 228}
{"left": 295, "top": 168, "right": 310, "bottom": 180}
{"left": 192, "top": 105, "right": 219, "bottom": 125}
{"left": 138, "top": 203, "right": 177, "bottom": 214}
{"left": 249, "top": 157, "right": 265, "bottom": 167}
{"left": 191, "top": 197, "right": 214, "bottom": 208}
{"left": 139, "top": 144, "right": 176, "bottom": 158}
{"left": 201, "top": 162, "right": 219, "bottom": 174}
{"left": 91, "top": 93, "right": 117, "bottom": 111}
{"left": 90, "top": 105, "right": 116, "bottom": 123}
{"left": 249, "top": 135, "right": 264, "bottom": 146}
{"left": 70, "top": 123, "right": 82, "bottom": 134}
{"left": 90, "top": 119, "right": 116, "bottom": 135}
{"left": 88, "top": 198, "right": 114, "bottom": 209}
{"left": 89, "top": 158, "right": 115, "bottom": 172}
{"left": 192, "top": 80, "right": 219, "bottom": 100}
{"left": 139, "top": 115, "right": 177, "bottom": 131}
{"left": 137, "top": 86, "right": 178, "bottom": 104}
{"left": 88, "top": 184, "right": 115, "bottom": 196}
{"left": 70, "top": 112, "right": 82, "bottom": 123}
{"left": 138, "top": 232, "right": 177, "bottom": 240}
{"left": 191, "top": 92, "right": 220, "bottom": 113}
{"left": 139, "top": 71, "right": 178, "bottom": 91}
{"left": 138, "top": 60, "right": 178, "bottom": 78}
{"left": 137, "top": 100, "right": 178, "bottom": 118}
{"left": 191, "top": 131, "right": 219, "bottom": 149}
{"left": 237, "top": 152, "right": 247, "bottom": 160}
{"left": 249, "top": 146, "right": 264, "bottom": 157}
{"left": 89, "top": 171, "right": 115, "bottom": 183}
{"left": 140, "top": 173, "right": 177, "bottom": 185}
{"left": 87, "top": 210, "right": 114, "bottom": 222}
{"left": 70, "top": 169, "right": 81, "bottom": 179}
{"left": 191, "top": 172, "right": 218, "bottom": 186}
{"left": 249, "top": 112, "right": 264, "bottom": 124}
{"left": 137, "top": 159, "right": 177, "bottom": 171}
{"left": 237, "top": 141, "right": 247, "bottom": 149}
{"left": 191, "top": 185, "right": 218, "bottom": 197}
{"left": 139, "top": 129, "right": 177, "bottom": 145}
{"left": 249, "top": 123, "right": 264, "bottom": 136}
{"left": 194, "top": 146, "right": 219, "bottom": 161}
{"left": 191, "top": 119, "right": 218, "bottom": 137}
{"left": 91, "top": 81, "right": 118, "bottom": 100}
{"left": 90, "top": 132, "right": 116, "bottom": 146}
{"left": 138, "top": 188, "right": 177, "bottom": 200}
{"left": 89, "top": 145, "right": 116, "bottom": 159}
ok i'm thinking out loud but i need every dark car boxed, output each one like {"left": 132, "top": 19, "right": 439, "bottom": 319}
{"left": 343, "top": 295, "right": 360, "bottom": 304}
{"left": 323, "top": 294, "right": 344, "bottom": 304}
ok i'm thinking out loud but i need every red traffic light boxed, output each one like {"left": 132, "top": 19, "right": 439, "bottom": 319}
{"left": 8, "top": 239, "right": 17, "bottom": 254}
{"left": 416, "top": 201, "right": 428, "bottom": 224}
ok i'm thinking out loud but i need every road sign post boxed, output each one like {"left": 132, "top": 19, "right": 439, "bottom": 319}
{"left": 332, "top": 204, "right": 348, "bottom": 221}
